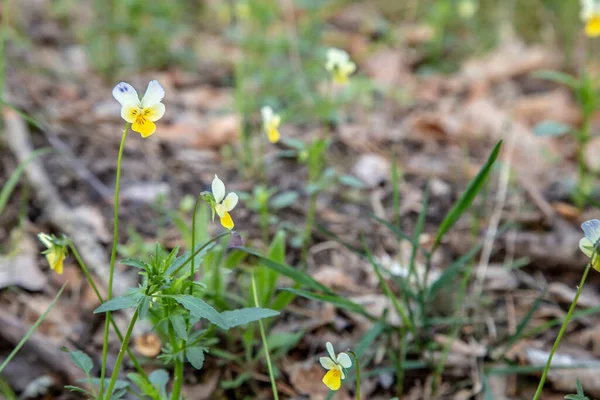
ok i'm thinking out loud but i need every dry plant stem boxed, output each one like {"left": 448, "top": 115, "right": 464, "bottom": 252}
{"left": 100, "top": 124, "right": 129, "bottom": 397}
{"left": 68, "top": 243, "right": 149, "bottom": 381}
{"left": 105, "top": 308, "right": 139, "bottom": 398}
{"left": 251, "top": 272, "right": 279, "bottom": 400}
{"left": 533, "top": 262, "right": 593, "bottom": 400}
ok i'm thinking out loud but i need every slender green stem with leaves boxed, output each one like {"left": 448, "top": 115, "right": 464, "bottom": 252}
{"left": 100, "top": 123, "right": 129, "bottom": 398}
{"left": 105, "top": 308, "right": 139, "bottom": 397}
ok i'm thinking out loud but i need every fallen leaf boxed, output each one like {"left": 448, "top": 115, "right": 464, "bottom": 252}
{"left": 134, "top": 332, "right": 162, "bottom": 357}
{"left": 0, "top": 232, "right": 47, "bottom": 291}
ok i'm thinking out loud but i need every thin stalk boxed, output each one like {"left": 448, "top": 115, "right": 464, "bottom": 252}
{"left": 68, "top": 243, "right": 149, "bottom": 381}
{"left": 105, "top": 308, "right": 139, "bottom": 398}
{"left": 169, "top": 323, "right": 184, "bottom": 400}
{"left": 300, "top": 192, "right": 317, "bottom": 266}
{"left": 190, "top": 196, "right": 202, "bottom": 294}
{"left": 171, "top": 231, "right": 231, "bottom": 277}
{"left": 396, "top": 326, "right": 407, "bottom": 396}
{"left": 251, "top": 272, "right": 279, "bottom": 400}
{"left": 533, "top": 262, "right": 593, "bottom": 400}
{"left": 347, "top": 351, "right": 361, "bottom": 400}
{"left": 100, "top": 124, "right": 129, "bottom": 397}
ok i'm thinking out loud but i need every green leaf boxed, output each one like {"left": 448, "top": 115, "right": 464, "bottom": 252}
{"left": 149, "top": 369, "right": 169, "bottom": 398}
{"left": 532, "top": 70, "right": 579, "bottom": 89}
{"left": 239, "top": 247, "right": 331, "bottom": 294}
{"left": 222, "top": 307, "right": 279, "bottom": 328}
{"left": 282, "top": 288, "right": 371, "bottom": 318}
{"left": 221, "top": 372, "right": 250, "bottom": 389}
{"left": 127, "top": 373, "right": 158, "bottom": 398}
{"left": 0, "top": 148, "right": 51, "bottom": 217}
{"left": 93, "top": 294, "right": 142, "bottom": 314}
{"left": 68, "top": 350, "right": 93, "bottom": 375}
{"left": 169, "top": 314, "right": 188, "bottom": 341}
{"left": 355, "top": 320, "right": 385, "bottom": 358}
{"left": 258, "top": 230, "right": 286, "bottom": 307}
{"left": 186, "top": 346, "right": 206, "bottom": 370}
{"left": 338, "top": 174, "right": 364, "bottom": 188}
{"left": 534, "top": 120, "right": 571, "bottom": 137}
{"left": 171, "top": 295, "right": 228, "bottom": 329}
{"left": 432, "top": 140, "right": 502, "bottom": 251}
{"left": 120, "top": 258, "right": 149, "bottom": 270}
{"left": 270, "top": 191, "right": 299, "bottom": 209}
{"left": 166, "top": 242, "right": 216, "bottom": 276}
{"left": 64, "top": 386, "right": 93, "bottom": 397}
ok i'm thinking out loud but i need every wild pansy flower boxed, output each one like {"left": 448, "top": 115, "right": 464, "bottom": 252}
{"left": 319, "top": 342, "right": 352, "bottom": 391}
{"left": 112, "top": 80, "right": 166, "bottom": 138}
{"left": 38, "top": 233, "right": 68, "bottom": 275}
{"left": 325, "top": 48, "right": 356, "bottom": 85}
{"left": 210, "top": 175, "right": 239, "bottom": 230}
{"left": 579, "top": 219, "right": 600, "bottom": 271}
{"left": 581, "top": 0, "right": 600, "bottom": 37}
{"left": 261, "top": 106, "right": 281, "bottom": 143}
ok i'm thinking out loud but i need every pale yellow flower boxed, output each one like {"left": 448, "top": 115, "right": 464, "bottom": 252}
{"left": 38, "top": 233, "right": 67, "bottom": 275}
{"left": 579, "top": 219, "right": 600, "bottom": 271}
{"left": 581, "top": 0, "right": 600, "bottom": 37}
{"left": 261, "top": 106, "right": 281, "bottom": 143}
{"left": 113, "top": 80, "right": 166, "bottom": 138}
{"left": 325, "top": 48, "right": 356, "bottom": 85}
{"left": 212, "top": 175, "right": 239, "bottom": 230}
{"left": 320, "top": 342, "right": 352, "bottom": 391}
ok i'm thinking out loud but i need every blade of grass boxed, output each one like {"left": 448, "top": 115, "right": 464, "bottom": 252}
{"left": 0, "top": 148, "right": 52, "bottom": 216}
{"left": 0, "top": 283, "right": 67, "bottom": 374}
{"left": 282, "top": 288, "right": 374, "bottom": 319}
{"left": 502, "top": 286, "right": 548, "bottom": 351}
{"left": 431, "top": 140, "right": 502, "bottom": 252}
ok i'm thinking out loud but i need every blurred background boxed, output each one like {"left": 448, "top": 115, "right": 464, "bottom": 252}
{"left": 1, "top": 0, "right": 600, "bottom": 399}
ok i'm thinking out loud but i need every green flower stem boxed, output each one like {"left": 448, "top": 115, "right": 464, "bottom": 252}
{"left": 533, "top": 262, "right": 592, "bottom": 400}
{"left": 68, "top": 243, "right": 149, "bottom": 382}
{"left": 347, "top": 351, "right": 361, "bottom": 400}
{"left": 170, "top": 231, "right": 231, "bottom": 277}
{"left": 169, "top": 324, "right": 184, "bottom": 400}
{"left": 100, "top": 123, "right": 129, "bottom": 397}
{"left": 189, "top": 195, "right": 202, "bottom": 294}
{"left": 251, "top": 272, "right": 279, "bottom": 400}
{"left": 105, "top": 308, "right": 139, "bottom": 399}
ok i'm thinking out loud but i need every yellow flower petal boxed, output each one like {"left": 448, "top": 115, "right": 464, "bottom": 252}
{"left": 586, "top": 15, "right": 600, "bottom": 37}
{"left": 220, "top": 211, "right": 234, "bottom": 230}
{"left": 132, "top": 116, "right": 156, "bottom": 137}
{"left": 122, "top": 105, "right": 139, "bottom": 123}
{"left": 322, "top": 368, "right": 341, "bottom": 391}
{"left": 46, "top": 252, "right": 65, "bottom": 275}
{"left": 334, "top": 70, "right": 349, "bottom": 85}
{"left": 267, "top": 126, "right": 280, "bottom": 143}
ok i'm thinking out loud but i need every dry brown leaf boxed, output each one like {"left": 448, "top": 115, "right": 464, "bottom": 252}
{"left": 513, "top": 89, "right": 581, "bottom": 127}
{"left": 134, "top": 332, "right": 162, "bottom": 357}
{"left": 351, "top": 153, "right": 390, "bottom": 189}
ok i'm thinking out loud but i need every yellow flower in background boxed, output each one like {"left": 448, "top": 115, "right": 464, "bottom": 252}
{"left": 579, "top": 219, "right": 600, "bottom": 271}
{"left": 458, "top": 0, "right": 477, "bottom": 19}
{"left": 325, "top": 48, "right": 356, "bottom": 85}
{"left": 38, "top": 233, "right": 68, "bottom": 275}
{"left": 212, "top": 175, "right": 239, "bottom": 230}
{"left": 319, "top": 342, "right": 352, "bottom": 391}
{"left": 581, "top": 0, "right": 600, "bottom": 37}
{"left": 113, "top": 80, "right": 166, "bottom": 138}
{"left": 261, "top": 106, "right": 281, "bottom": 143}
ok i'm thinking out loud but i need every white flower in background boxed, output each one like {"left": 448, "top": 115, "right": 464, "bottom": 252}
{"left": 319, "top": 342, "right": 352, "bottom": 391}
{"left": 579, "top": 219, "right": 600, "bottom": 271}
{"left": 581, "top": 0, "right": 600, "bottom": 37}
{"left": 212, "top": 175, "right": 239, "bottom": 230}
{"left": 325, "top": 48, "right": 356, "bottom": 85}
{"left": 261, "top": 106, "right": 281, "bottom": 143}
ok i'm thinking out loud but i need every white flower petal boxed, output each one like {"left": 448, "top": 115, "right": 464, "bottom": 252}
{"left": 144, "top": 102, "right": 166, "bottom": 122}
{"left": 38, "top": 233, "right": 53, "bottom": 248}
{"left": 319, "top": 357, "right": 336, "bottom": 370}
{"left": 261, "top": 106, "right": 273, "bottom": 122}
{"left": 113, "top": 82, "right": 140, "bottom": 107}
{"left": 212, "top": 175, "right": 226, "bottom": 203}
{"left": 140, "top": 80, "right": 165, "bottom": 108}
{"left": 582, "top": 219, "right": 600, "bottom": 245}
{"left": 340, "top": 367, "right": 345, "bottom": 380}
{"left": 215, "top": 203, "right": 226, "bottom": 218}
{"left": 223, "top": 192, "right": 238, "bottom": 212}
{"left": 326, "top": 342, "right": 336, "bottom": 360}
{"left": 580, "top": 237, "right": 595, "bottom": 258}
{"left": 337, "top": 352, "right": 352, "bottom": 368}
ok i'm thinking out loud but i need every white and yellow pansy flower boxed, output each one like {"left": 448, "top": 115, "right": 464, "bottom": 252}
{"left": 319, "top": 342, "right": 352, "bottom": 391}
{"left": 325, "top": 48, "right": 356, "bottom": 85}
{"left": 581, "top": 0, "right": 600, "bottom": 37}
{"left": 261, "top": 106, "right": 281, "bottom": 143}
{"left": 579, "top": 219, "right": 600, "bottom": 271}
{"left": 112, "top": 80, "right": 166, "bottom": 138}
{"left": 212, "top": 175, "right": 239, "bottom": 230}
{"left": 38, "top": 233, "right": 68, "bottom": 275}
